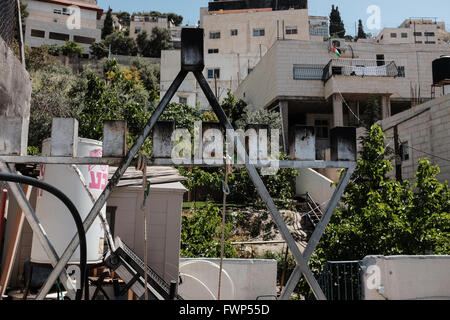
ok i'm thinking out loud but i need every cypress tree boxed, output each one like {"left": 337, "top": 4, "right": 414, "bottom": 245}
{"left": 101, "top": 8, "right": 114, "bottom": 40}
{"left": 357, "top": 19, "right": 367, "bottom": 39}
{"left": 329, "top": 5, "right": 346, "bottom": 38}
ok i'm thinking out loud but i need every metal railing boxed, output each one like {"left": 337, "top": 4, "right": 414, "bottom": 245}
{"left": 323, "top": 59, "right": 399, "bottom": 82}
{"left": 0, "top": 0, "right": 17, "bottom": 46}
{"left": 316, "top": 261, "right": 363, "bottom": 300}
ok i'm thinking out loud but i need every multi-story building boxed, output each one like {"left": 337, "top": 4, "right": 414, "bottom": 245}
{"left": 309, "top": 15, "right": 329, "bottom": 41}
{"left": 375, "top": 18, "right": 449, "bottom": 45}
{"left": 234, "top": 39, "right": 450, "bottom": 163}
{"left": 129, "top": 14, "right": 173, "bottom": 40}
{"left": 161, "top": 0, "right": 317, "bottom": 110}
{"left": 23, "top": 0, "right": 103, "bottom": 53}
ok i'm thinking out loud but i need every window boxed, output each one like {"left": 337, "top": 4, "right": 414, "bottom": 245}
{"left": 401, "top": 33, "right": 408, "bottom": 38}
{"left": 208, "top": 48, "right": 219, "bottom": 54}
{"left": 253, "top": 28, "right": 265, "bottom": 37}
{"left": 210, "top": 31, "right": 221, "bottom": 39}
{"left": 179, "top": 97, "right": 187, "bottom": 105}
{"left": 231, "top": 29, "right": 238, "bottom": 36}
{"left": 49, "top": 32, "right": 69, "bottom": 41}
{"left": 74, "top": 35, "right": 95, "bottom": 44}
{"left": 424, "top": 32, "right": 435, "bottom": 37}
{"left": 415, "top": 41, "right": 423, "bottom": 44}
{"left": 207, "top": 69, "right": 220, "bottom": 79}
{"left": 376, "top": 54, "right": 385, "bottom": 66}
{"left": 414, "top": 32, "right": 422, "bottom": 36}
{"left": 397, "top": 66, "right": 406, "bottom": 78}
{"left": 314, "top": 119, "right": 330, "bottom": 139}
{"left": 30, "top": 29, "right": 45, "bottom": 38}
{"left": 62, "top": 8, "right": 70, "bottom": 16}
{"left": 425, "top": 41, "right": 436, "bottom": 44}
{"left": 286, "top": 26, "right": 298, "bottom": 35}
{"left": 135, "top": 27, "right": 142, "bottom": 34}
{"left": 293, "top": 65, "right": 324, "bottom": 80}
{"left": 390, "top": 33, "right": 397, "bottom": 38}
{"left": 401, "top": 142, "right": 410, "bottom": 162}
{"left": 53, "top": 9, "right": 62, "bottom": 15}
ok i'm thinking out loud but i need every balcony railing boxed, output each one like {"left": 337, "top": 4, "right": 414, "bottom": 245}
{"left": 322, "top": 58, "right": 399, "bottom": 82}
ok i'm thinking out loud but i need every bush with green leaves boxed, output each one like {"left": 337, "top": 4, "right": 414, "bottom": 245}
{"left": 104, "top": 30, "right": 137, "bottom": 56}
{"left": 181, "top": 202, "right": 237, "bottom": 258}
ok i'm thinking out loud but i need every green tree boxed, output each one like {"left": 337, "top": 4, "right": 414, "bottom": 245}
{"left": 25, "top": 45, "right": 57, "bottom": 72}
{"left": 167, "top": 13, "right": 183, "bottom": 26}
{"left": 221, "top": 90, "right": 247, "bottom": 128}
{"left": 361, "top": 97, "right": 381, "bottom": 129}
{"left": 147, "top": 27, "right": 173, "bottom": 58}
{"left": 20, "top": 0, "right": 29, "bottom": 25}
{"left": 329, "top": 5, "right": 346, "bottom": 38}
{"left": 104, "top": 30, "right": 137, "bottom": 56}
{"left": 60, "top": 41, "right": 85, "bottom": 57}
{"left": 90, "top": 41, "right": 109, "bottom": 59}
{"left": 357, "top": 19, "right": 367, "bottom": 39}
{"left": 116, "top": 11, "right": 131, "bottom": 28}
{"left": 131, "top": 57, "right": 160, "bottom": 100}
{"left": 180, "top": 203, "right": 237, "bottom": 258}
{"left": 101, "top": 8, "right": 114, "bottom": 39}
{"left": 136, "top": 30, "right": 150, "bottom": 56}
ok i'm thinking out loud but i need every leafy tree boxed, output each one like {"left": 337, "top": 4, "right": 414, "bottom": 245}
{"left": 136, "top": 30, "right": 150, "bottom": 56}
{"left": 25, "top": 46, "right": 57, "bottom": 72}
{"left": 180, "top": 202, "right": 237, "bottom": 258}
{"left": 101, "top": 8, "right": 114, "bottom": 39}
{"left": 221, "top": 90, "right": 247, "bottom": 128}
{"left": 60, "top": 41, "right": 85, "bottom": 57}
{"left": 131, "top": 57, "right": 160, "bottom": 100}
{"left": 357, "top": 19, "right": 367, "bottom": 39}
{"left": 104, "top": 30, "right": 137, "bottom": 56}
{"left": 361, "top": 97, "right": 381, "bottom": 129}
{"left": 329, "top": 5, "right": 346, "bottom": 38}
{"left": 90, "top": 41, "right": 109, "bottom": 59}
{"left": 167, "top": 13, "right": 183, "bottom": 26}
{"left": 116, "top": 11, "right": 131, "bottom": 28}
{"left": 147, "top": 27, "right": 173, "bottom": 58}
{"left": 42, "top": 44, "right": 61, "bottom": 56}
{"left": 19, "top": 0, "right": 29, "bottom": 26}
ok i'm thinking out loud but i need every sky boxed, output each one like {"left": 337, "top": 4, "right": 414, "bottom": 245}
{"left": 96, "top": 0, "right": 450, "bottom": 35}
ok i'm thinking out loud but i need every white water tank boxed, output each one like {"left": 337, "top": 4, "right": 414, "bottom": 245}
{"left": 30, "top": 138, "right": 108, "bottom": 264}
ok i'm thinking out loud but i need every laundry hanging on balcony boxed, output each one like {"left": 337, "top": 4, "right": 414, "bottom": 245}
{"left": 347, "top": 65, "right": 388, "bottom": 76}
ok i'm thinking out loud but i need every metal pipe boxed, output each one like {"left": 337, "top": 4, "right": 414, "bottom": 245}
{"left": 0, "top": 163, "right": 78, "bottom": 300}
{"left": 37, "top": 70, "right": 188, "bottom": 300}
{"left": 194, "top": 70, "right": 326, "bottom": 300}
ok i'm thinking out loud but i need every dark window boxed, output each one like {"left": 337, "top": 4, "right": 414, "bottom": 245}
{"left": 414, "top": 32, "right": 422, "bottom": 36}
{"left": 74, "top": 35, "right": 95, "bottom": 44}
{"left": 53, "top": 9, "right": 62, "bottom": 15}
{"left": 179, "top": 97, "right": 187, "bottom": 105}
{"left": 424, "top": 32, "right": 435, "bottom": 37}
{"left": 31, "top": 29, "right": 45, "bottom": 38}
{"left": 208, "top": 48, "right": 219, "bottom": 54}
{"left": 253, "top": 28, "right": 265, "bottom": 37}
{"left": 401, "top": 142, "right": 410, "bottom": 161}
{"left": 207, "top": 69, "right": 220, "bottom": 79}
{"left": 376, "top": 54, "right": 385, "bottom": 66}
{"left": 231, "top": 29, "right": 238, "bottom": 36}
{"left": 135, "top": 27, "right": 141, "bottom": 34}
{"left": 425, "top": 41, "right": 436, "bottom": 44}
{"left": 397, "top": 66, "right": 406, "bottom": 77}
{"left": 210, "top": 31, "right": 221, "bottom": 39}
{"left": 401, "top": 33, "right": 408, "bottom": 38}
{"left": 314, "top": 120, "right": 330, "bottom": 139}
{"left": 415, "top": 41, "right": 423, "bottom": 44}
{"left": 286, "top": 26, "right": 298, "bottom": 35}
{"left": 390, "top": 33, "right": 397, "bottom": 38}
{"left": 49, "top": 32, "right": 70, "bottom": 41}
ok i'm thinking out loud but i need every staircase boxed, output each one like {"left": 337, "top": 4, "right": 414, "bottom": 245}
{"left": 294, "top": 193, "right": 323, "bottom": 230}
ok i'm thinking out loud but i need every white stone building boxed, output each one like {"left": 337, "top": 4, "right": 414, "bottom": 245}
{"left": 23, "top": 0, "right": 103, "bottom": 53}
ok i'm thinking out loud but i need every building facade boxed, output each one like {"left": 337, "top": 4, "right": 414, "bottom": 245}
{"left": 234, "top": 39, "right": 450, "bottom": 161}
{"left": 129, "top": 14, "right": 173, "bottom": 40}
{"left": 161, "top": 0, "right": 316, "bottom": 110}
{"left": 23, "top": 0, "right": 103, "bottom": 53}
{"left": 376, "top": 18, "right": 449, "bottom": 45}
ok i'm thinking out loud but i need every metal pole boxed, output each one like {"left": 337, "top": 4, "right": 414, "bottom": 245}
{"left": 15, "top": 0, "right": 25, "bottom": 65}
{"left": 280, "top": 165, "right": 356, "bottom": 300}
{"left": 0, "top": 162, "right": 77, "bottom": 299}
{"left": 37, "top": 70, "right": 188, "bottom": 300}
{"left": 194, "top": 70, "right": 326, "bottom": 300}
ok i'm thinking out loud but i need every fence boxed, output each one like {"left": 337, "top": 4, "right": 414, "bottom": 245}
{"left": 316, "top": 261, "right": 363, "bottom": 300}
{"left": 0, "top": 0, "right": 18, "bottom": 46}
{"left": 322, "top": 58, "right": 399, "bottom": 82}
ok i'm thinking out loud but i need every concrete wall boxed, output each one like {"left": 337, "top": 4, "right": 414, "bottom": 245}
{"left": 0, "top": 38, "right": 31, "bottom": 119}
{"left": 108, "top": 182, "right": 186, "bottom": 284}
{"left": 360, "top": 255, "right": 450, "bottom": 300}
{"left": 295, "top": 168, "right": 336, "bottom": 210}
{"left": 378, "top": 94, "right": 450, "bottom": 184}
{"left": 179, "top": 258, "right": 277, "bottom": 300}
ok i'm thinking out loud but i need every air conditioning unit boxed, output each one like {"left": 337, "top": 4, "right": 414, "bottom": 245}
{"left": 329, "top": 38, "right": 346, "bottom": 51}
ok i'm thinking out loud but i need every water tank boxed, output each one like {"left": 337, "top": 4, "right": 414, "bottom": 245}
{"left": 432, "top": 56, "right": 450, "bottom": 85}
{"left": 31, "top": 138, "right": 108, "bottom": 265}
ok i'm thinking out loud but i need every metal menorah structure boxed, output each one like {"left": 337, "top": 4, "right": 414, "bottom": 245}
{"left": 0, "top": 28, "right": 357, "bottom": 300}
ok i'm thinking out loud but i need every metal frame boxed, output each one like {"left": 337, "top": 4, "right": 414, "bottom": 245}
{"left": 0, "top": 29, "right": 357, "bottom": 300}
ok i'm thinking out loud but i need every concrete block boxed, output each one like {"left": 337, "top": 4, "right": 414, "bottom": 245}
{"left": 330, "top": 127, "right": 357, "bottom": 161}
{"left": 103, "top": 120, "right": 127, "bottom": 157}
{"left": 50, "top": 118, "right": 78, "bottom": 157}
{"left": 152, "top": 121, "right": 175, "bottom": 159}
{"left": 0, "top": 116, "right": 29, "bottom": 156}
{"left": 290, "top": 126, "right": 316, "bottom": 160}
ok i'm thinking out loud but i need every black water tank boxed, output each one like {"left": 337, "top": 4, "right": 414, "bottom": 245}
{"left": 432, "top": 55, "right": 450, "bottom": 85}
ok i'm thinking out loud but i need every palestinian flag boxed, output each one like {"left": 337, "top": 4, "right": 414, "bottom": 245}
{"left": 332, "top": 46, "right": 341, "bottom": 57}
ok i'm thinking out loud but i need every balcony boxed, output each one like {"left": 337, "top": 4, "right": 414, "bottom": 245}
{"left": 322, "top": 59, "right": 399, "bottom": 99}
